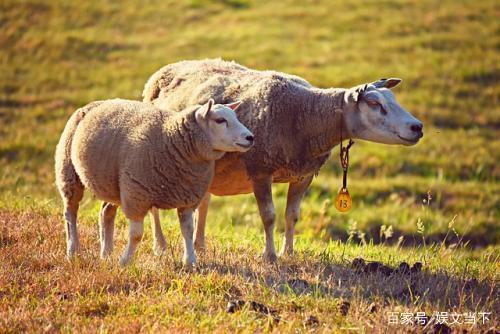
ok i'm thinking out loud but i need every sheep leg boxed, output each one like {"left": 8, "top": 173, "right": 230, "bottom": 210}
{"left": 119, "top": 219, "right": 144, "bottom": 266}
{"left": 177, "top": 207, "right": 196, "bottom": 266}
{"left": 61, "top": 181, "right": 84, "bottom": 259}
{"left": 150, "top": 207, "right": 167, "bottom": 256}
{"left": 64, "top": 201, "right": 81, "bottom": 259}
{"left": 280, "top": 175, "right": 313, "bottom": 256}
{"left": 194, "top": 192, "right": 211, "bottom": 252}
{"left": 252, "top": 177, "right": 277, "bottom": 262}
{"left": 99, "top": 202, "right": 117, "bottom": 258}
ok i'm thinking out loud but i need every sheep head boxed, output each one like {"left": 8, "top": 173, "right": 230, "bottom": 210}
{"left": 195, "top": 99, "right": 254, "bottom": 153}
{"left": 343, "top": 78, "right": 423, "bottom": 146}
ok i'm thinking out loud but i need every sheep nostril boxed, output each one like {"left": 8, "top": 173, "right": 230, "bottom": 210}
{"left": 410, "top": 123, "right": 423, "bottom": 133}
{"left": 246, "top": 135, "right": 254, "bottom": 142}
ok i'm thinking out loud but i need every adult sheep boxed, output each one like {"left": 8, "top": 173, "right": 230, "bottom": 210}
{"left": 55, "top": 98, "right": 254, "bottom": 266}
{"left": 143, "top": 59, "right": 424, "bottom": 262}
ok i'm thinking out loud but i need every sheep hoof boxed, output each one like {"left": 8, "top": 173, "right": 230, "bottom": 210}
{"left": 66, "top": 244, "right": 81, "bottom": 260}
{"left": 194, "top": 241, "right": 206, "bottom": 253}
{"left": 262, "top": 251, "right": 278, "bottom": 263}
{"left": 119, "top": 256, "right": 132, "bottom": 267}
{"left": 153, "top": 247, "right": 165, "bottom": 257}
{"left": 100, "top": 248, "right": 113, "bottom": 259}
{"left": 153, "top": 243, "right": 167, "bottom": 256}
{"left": 182, "top": 260, "right": 196, "bottom": 268}
{"left": 279, "top": 248, "right": 294, "bottom": 258}
{"left": 182, "top": 254, "right": 196, "bottom": 267}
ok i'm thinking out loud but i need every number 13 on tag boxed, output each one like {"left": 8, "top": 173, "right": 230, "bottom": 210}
{"left": 335, "top": 188, "right": 352, "bottom": 212}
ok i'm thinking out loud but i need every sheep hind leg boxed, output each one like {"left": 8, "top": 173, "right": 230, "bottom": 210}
{"left": 99, "top": 202, "right": 117, "bottom": 259}
{"left": 150, "top": 207, "right": 167, "bottom": 256}
{"left": 62, "top": 183, "right": 84, "bottom": 259}
{"left": 252, "top": 177, "right": 277, "bottom": 263}
{"left": 64, "top": 202, "right": 81, "bottom": 259}
{"left": 119, "top": 219, "right": 144, "bottom": 266}
{"left": 280, "top": 175, "right": 313, "bottom": 257}
{"left": 194, "top": 192, "right": 211, "bottom": 253}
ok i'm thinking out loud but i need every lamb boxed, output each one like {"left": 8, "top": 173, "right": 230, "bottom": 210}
{"left": 142, "top": 59, "right": 424, "bottom": 262}
{"left": 54, "top": 98, "right": 254, "bottom": 266}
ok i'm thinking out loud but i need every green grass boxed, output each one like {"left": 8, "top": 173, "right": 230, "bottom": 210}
{"left": 0, "top": 0, "right": 499, "bottom": 332}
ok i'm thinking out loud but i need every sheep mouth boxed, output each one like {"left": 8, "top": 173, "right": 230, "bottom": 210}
{"left": 397, "top": 134, "right": 420, "bottom": 144}
{"left": 235, "top": 142, "right": 253, "bottom": 149}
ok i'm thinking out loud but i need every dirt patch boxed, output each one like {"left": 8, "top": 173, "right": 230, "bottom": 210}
{"left": 227, "top": 299, "right": 280, "bottom": 323}
{"left": 78, "top": 302, "right": 110, "bottom": 318}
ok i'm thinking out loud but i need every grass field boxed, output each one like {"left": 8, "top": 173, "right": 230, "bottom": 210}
{"left": 0, "top": 0, "right": 499, "bottom": 332}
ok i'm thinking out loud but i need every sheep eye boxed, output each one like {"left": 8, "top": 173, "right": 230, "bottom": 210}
{"left": 366, "top": 100, "right": 387, "bottom": 114}
{"left": 215, "top": 118, "right": 227, "bottom": 124}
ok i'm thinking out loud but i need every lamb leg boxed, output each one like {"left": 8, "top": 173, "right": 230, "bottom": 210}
{"left": 280, "top": 175, "right": 314, "bottom": 256}
{"left": 64, "top": 202, "right": 81, "bottom": 259}
{"left": 119, "top": 219, "right": 144, "bottom": 266}
{"left": 251, "top": 177, "right": 277, "bottom": 262}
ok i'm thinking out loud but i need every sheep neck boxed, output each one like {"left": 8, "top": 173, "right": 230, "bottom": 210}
{"left": 303, "top": 88, "right": 351, "bottom": 157}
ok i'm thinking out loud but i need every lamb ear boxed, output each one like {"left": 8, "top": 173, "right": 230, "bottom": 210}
{"left": 206, "top": 99, "right": 214, "bottom": 114}
{"left": 372, "top": 78, "right": 402, "bottom": 89}
{"left": 194, "top": 99, "right": 214, "bottom": 122}
{"left": 195, "top": 99, "right": 214, "bottom": 120}
{"left": 225, "top": 100, "right": 242, "bottom": 111}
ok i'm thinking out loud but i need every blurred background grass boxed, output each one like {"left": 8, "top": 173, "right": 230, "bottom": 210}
{"left": 0, "top": 0, "right": 499, "bottom": 247}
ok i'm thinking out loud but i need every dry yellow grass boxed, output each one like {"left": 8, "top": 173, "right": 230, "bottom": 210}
{"left": 1, "top": 209, "right": 498, "bottom": 333}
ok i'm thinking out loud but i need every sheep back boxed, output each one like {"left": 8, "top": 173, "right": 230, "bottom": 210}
{"left": 143, "top": 59, "right": 334, "bottom": 182}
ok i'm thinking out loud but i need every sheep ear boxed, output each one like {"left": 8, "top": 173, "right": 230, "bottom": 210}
{"left": 195, "top": 99, "right": 214, "bottom": 120}
{"left": 351, "top": 90, "right": 361, "bottom": 103}
{"left": 194, "top": 99, "right": 214, "bottom": 124}
{"left": 346, "top": 84, "right": 367, "bottom": 103}
{"left": 225, "top": 100, "right": 242, "bottom": 111}
{"left": 372, "top": 78, "right": 402, "bottom": 89}
{"left": 205, "top": 99, "right": 214, "bottom": 115}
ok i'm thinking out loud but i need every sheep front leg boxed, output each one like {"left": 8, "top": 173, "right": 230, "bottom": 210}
{"left": 252, "top": 177, "right": 277, "bottom": 262}
{"left": 99, "top": 202, "right": 117, "bottom": 258}
{"left": 119, "top": 219, "right": 144, "bottom": 266}
{"left": 194, "top": 192, "right": 211, "bottom": 252}
{"left": 177, "top": 207, "right": 196, "bottom": 266}
{"left": 280, "top": 175, "right": 313, "bottom": 256}
{"left": 150, "top": 207, "right": 167, "bottom": 256}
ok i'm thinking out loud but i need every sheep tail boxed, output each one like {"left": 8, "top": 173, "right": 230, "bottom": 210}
{"left": 54, "top": 102, "right": 101, "bottom": 204}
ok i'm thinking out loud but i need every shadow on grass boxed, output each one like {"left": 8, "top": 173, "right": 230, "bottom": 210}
{"left": 196, "top": 250, "right": 498, "bottom": 313}
{"left": 323, "top": 223, "right": 499, "bottom": 249}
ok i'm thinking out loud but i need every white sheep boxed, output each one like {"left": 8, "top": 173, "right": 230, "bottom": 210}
{"left": 142, "top": 59, "right": 424, "bottom": 262}
{"left": 54, "top": 98, "right": 253, "bottom": 266}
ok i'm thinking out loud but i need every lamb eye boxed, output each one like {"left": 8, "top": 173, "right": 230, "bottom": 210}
{"left": 215, "top": 118, "right": 227, "bottom": 124}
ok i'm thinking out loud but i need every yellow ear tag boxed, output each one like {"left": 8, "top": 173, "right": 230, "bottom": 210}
{"left": 335, "top": 188, "right": 352, "bottom": 212}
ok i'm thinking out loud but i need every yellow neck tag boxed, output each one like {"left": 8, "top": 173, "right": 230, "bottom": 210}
{"left": 335, "top": 188, "right": 352, "bottom": 212}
